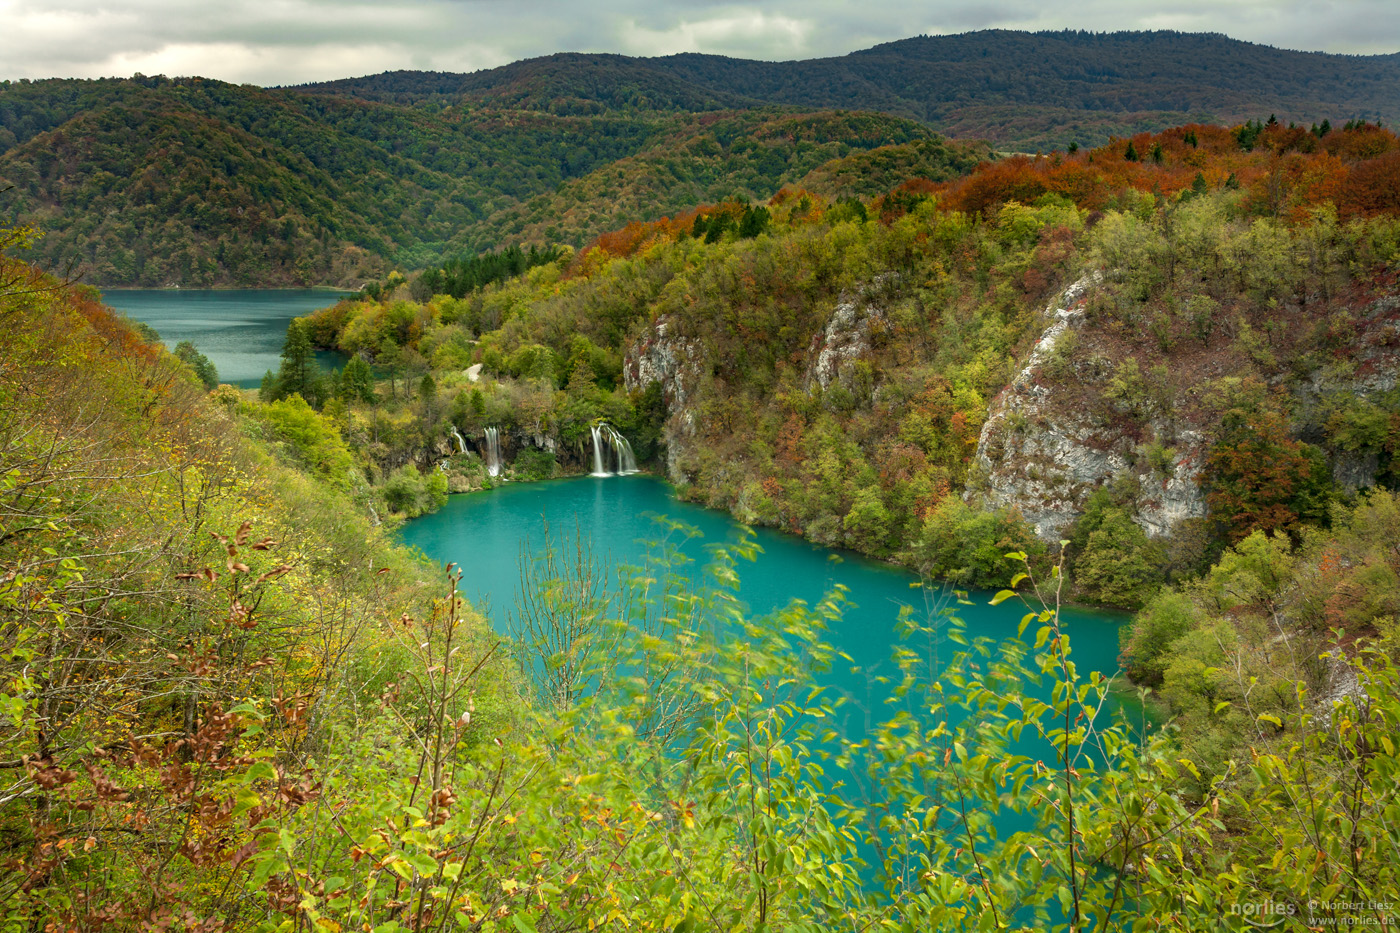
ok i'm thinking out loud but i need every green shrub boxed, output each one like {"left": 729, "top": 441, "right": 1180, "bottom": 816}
{"left": 381, "top": 463, "right": 449, "bottom": 517}
{"left": 915, "top": 497, "right": 1045, "bottom": 588}
{"left": 1120, "top": 589, "right": 1201, "bottom": 686}
{"left": 512, "top": 447, "right": 557, "bottom": 481}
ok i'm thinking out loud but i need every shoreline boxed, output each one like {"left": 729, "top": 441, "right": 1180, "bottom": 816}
{"left": 434, "top": 467, "right": 1136, "bottom": 620}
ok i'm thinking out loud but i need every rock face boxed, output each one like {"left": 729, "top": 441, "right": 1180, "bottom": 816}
{"left": 624, "top": 288, "right": 887, "bottom": 485}
{"left": 972, "top": 274, "right": 1208, "bottom": 540}
{"left": 623, "top": 315, "right": 705, "bottom": 483}
{"left": 973, "top": 275, "right": 1400, "bottom": 543}
{"left": 625, "top": 316, "right": 704, "bottom": 416}
{"left": 805, "top": 294, "right": 884, "bottom": 392}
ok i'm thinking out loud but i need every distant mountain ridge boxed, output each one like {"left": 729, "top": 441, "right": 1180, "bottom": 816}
{"left": 4, "top": 28, "right": 1396, "bottom": 287}
{"left": 297, "top": 30, "right": 1400, "bottom": 151}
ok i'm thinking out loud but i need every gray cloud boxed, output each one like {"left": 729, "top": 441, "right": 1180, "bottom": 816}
{"left": 2, "top": 0, "right": 1396, "bottom": 85}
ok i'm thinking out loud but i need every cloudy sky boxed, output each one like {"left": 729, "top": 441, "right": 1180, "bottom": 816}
{"left": 4, "top": 0, "right": 1399, "bottom": 86}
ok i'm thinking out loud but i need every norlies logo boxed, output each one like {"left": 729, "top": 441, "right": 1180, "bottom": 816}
{"left": 1230, "top": 901, "right": 1295, "bottom": 927}
{"left": 1230, "top": 900, "right": 1397, "bottom": 927}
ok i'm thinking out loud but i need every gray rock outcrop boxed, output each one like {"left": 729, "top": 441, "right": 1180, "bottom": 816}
{"left": 972, "top": 274, "right": 1208, "bottom": 540}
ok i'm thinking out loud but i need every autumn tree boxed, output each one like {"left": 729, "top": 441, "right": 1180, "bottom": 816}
{"left": 1205, "top": 408, "right": 1318, "bottom": 541}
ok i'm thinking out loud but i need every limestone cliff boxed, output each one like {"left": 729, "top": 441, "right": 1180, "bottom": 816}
{"left": 624, "top": 287, "right": 887, "bottom": 488}
{"left": 623, "top": 316, "right": 705, "bottom": 484}
{"left": 972, "top": 272, "right": 1400, "bottom": 542}
{"left": 972, "top": 275, "right": 1208, "bottom": 539}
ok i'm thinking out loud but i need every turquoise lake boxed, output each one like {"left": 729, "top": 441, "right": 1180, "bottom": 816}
{"left": 99, "top": 288, "right": 349, "bottom": 387}
{"left": 400, "top": 474, "right": 1139, "bottom": 744}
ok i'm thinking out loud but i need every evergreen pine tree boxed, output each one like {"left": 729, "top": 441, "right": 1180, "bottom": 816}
{"left": 277, "top": 319, "right": 317, "bottom": 402}
{"left": 339, "top": 355, "right": 375, "bottom": 404}
{"left": 173, "top": 340, "right": 219, "bottom": 390}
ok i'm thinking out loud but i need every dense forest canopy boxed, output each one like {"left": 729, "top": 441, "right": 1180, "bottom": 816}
{"left": 0, "top": 74, "right": 975, "bottom": 286}
{"left": 3, "top": 29, "right": 1397, "bottom": 288}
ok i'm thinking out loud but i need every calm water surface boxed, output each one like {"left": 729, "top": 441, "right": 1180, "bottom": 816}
{"left": 402, "top": 474, "right": 1143, "bottom": 889}
{"left": 401, "top": 475, "right": 1134, "bottom": 736}
{"left": 100, "top": 288, "right": 348, "bottom": 386}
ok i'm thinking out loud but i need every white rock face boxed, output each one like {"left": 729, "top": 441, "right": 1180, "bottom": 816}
{"left": 807, "top": 295, "right": 884, "bottom": 391}
{"left": 624, "top": 287, "right": 886, "bottom": 485}
{"left": 1136, "top": 429, "right": 1208, "bottom": 538}
{"left": 624, "top": 317, "right": 703, "bottom": 416}
{"left": 972, "top": 274, "right": 1208, "bottom": 540}
{"left": 624, "top": 316, "right": 705, "bottom": 483}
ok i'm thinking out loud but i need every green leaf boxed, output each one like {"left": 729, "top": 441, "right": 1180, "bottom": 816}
{"left": 228, "top": 701, "right": 266, "bottom": 720}
{"left": 1213, "top": 701, "right": 1231, "bottom": 715}
{"left": 405, "top": 852, "right": 437, "bottom": 876}
{"left": 990, "top": 589, "right": 1017, "bottom": 606}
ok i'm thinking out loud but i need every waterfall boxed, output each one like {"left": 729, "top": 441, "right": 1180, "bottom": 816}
{"left": 589, "top": 423, "right": 638, "bottom": 477}
{"left": 449, "top": 426, "right": 466, "bottom": 455}
{"left": 610, "top": 425, "right": 638, "bottom": 474}
{"left": 589, "top": 425, "right": 608, "bottom": 476}
{"left": 483, "top": 426, "right": 502, "bottom": 477}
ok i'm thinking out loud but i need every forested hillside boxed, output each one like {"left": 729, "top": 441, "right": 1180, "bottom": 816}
{"left": 0, "top": 75, "right": 976, "bottom": 286}
{"left": 294, "top": 118, "right": 1400, "bottom": 583}
{"left": 6, "top": 106, "right": 1400, "bottom": 925}
{"left": 302, "top": 30, "right": 1400, "bottom": 151}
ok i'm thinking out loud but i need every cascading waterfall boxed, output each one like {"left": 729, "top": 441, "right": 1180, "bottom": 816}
{"left": 449, "top": 426, "right": 466, "bottom": 455}
{"left": 483, "top": 426, "right": 502, "bottom": 477}
{"left": 612, "top": 426, "right": 638, "bottom": 474}
{"left": 589, "top": 423, "right": 638, "bottom": 477}
{"left": 589, "top": 425, "right": 608, "bottom": 476}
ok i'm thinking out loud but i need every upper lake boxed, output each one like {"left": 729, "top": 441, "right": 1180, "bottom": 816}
{"left": 99, "top": 288, "right": 348, "bottom": 387}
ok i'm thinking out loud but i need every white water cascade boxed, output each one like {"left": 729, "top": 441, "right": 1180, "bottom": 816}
{"left": 589, "top": 423, "right": 638, "bottom": 477}
{"left": 449, "top": 426, "right": 466, "bottom": 455}
{"left": 483, "top": 426, "right": 502, "bottom": 477}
